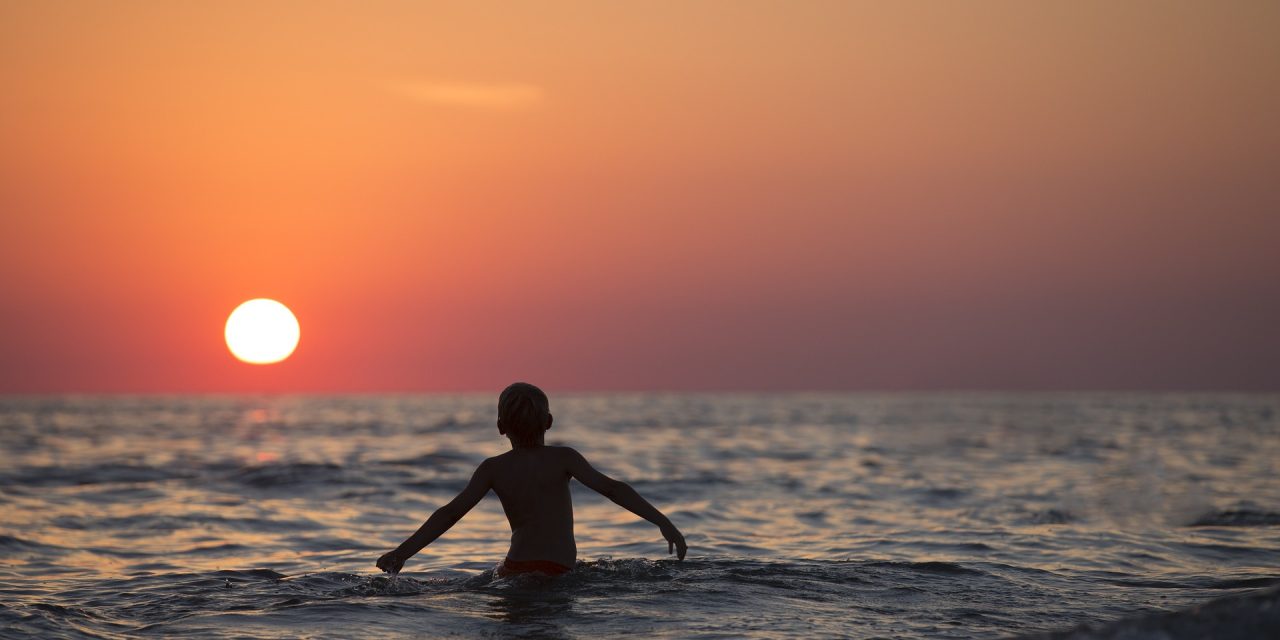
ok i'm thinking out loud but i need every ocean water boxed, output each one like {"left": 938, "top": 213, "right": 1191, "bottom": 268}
{"left": 1, "top": 393, "right": 1278, "bottom": 639}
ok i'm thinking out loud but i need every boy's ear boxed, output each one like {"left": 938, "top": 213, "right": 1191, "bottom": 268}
{"left": 496, "top": 419, "right": 506, "bottom": 436}
{"left": 545, "top": 414, "right": 554, "bottom": 431}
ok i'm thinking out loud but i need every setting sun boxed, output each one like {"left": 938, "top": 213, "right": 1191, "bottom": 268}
{"left": 224, "top": 299, "right": 300, "bottom": 365}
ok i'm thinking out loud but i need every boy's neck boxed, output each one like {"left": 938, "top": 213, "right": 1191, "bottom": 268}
{"left": 509, "top": 436, "right": 546, "bottom": 450}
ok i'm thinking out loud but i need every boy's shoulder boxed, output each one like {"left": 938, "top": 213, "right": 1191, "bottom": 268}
{"left": 546, "top": 445, "right": 589, "bottom": 462}
{"left": 485, "top": 445, "right": 581, "bottom": 464}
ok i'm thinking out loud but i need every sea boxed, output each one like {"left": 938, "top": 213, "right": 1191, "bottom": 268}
{"left": 1, "top": 393, "right": 1278, "bottom": 639}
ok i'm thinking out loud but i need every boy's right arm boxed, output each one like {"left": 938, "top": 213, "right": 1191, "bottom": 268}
{"left": 376, "top": 459, "right": 493, "bottom": 574}
{"left": 564, "top": 448, "right": 687, "bottom": 560}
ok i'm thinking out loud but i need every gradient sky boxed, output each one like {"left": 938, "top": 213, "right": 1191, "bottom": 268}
{"left": 2, "top": 1, "right": 1278, "bottom": 392}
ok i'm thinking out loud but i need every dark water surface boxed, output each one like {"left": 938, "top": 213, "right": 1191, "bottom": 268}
{"left": 1, "top": 393, "right": 1278, "bottom": 638}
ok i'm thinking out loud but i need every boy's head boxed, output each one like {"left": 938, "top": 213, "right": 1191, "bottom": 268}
{"left": 497, "top": 382, "right": 552, "bottom": 446}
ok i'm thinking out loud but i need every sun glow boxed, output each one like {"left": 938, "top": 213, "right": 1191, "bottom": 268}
{"left": 224, "top": 299, "right": 300, "bottom": 365}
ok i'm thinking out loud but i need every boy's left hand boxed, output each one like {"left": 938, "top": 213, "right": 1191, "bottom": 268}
{"left": 661, "top": 524, "right": 687, "bottom": 561}
{"left": 376, "top": 550, "right": 406, "bottom": 574}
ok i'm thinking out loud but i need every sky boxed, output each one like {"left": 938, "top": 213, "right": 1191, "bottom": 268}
{"left": 1, "top": 1, "right": 1278, "bottom": 393}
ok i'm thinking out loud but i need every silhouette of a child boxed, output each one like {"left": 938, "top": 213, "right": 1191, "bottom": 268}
{"left": 377, "top": 382, "right": 687, "bottom": 576}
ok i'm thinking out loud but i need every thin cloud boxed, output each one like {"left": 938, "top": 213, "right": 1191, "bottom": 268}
{"left": 389, "top": 81, "right": 546, "bottom": 110}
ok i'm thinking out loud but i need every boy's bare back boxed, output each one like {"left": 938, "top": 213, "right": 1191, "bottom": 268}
{"left": 376, "top": 383, "right": 686, "bottom": 576}
{"left": 486, "top": 446, "right": 579, "bottom": 567}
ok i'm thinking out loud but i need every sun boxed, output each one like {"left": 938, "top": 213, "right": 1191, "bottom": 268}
{"left": 224, "top": 299, "right": 300, "bottom": 365}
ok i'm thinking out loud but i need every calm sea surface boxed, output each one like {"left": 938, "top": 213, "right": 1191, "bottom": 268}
{"left": 2, "top": 393, "right": 1278, "bottom": 638}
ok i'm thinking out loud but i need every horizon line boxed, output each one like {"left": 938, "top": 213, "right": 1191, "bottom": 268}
{"left": 2, "top": 388, "right": 1278, "bottom": 397}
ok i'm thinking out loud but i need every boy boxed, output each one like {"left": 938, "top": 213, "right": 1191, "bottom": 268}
{"left": 376, "top": 382, "right": 688, "bottom": 577}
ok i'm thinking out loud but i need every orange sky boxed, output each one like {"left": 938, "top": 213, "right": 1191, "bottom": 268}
{"left": 2, "top": 1, "right": 1278, "bottom": 392}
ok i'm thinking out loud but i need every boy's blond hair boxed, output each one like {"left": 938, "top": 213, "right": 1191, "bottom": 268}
{"left": 498, "top": 382, "right": 550, "bottom": 446}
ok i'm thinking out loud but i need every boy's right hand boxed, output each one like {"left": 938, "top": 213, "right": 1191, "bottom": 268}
{"left": 661, "top": 524, "right": 687, "bottom": 561}
{"left": 376, "top": 549, "right": 406, "bottom": 575}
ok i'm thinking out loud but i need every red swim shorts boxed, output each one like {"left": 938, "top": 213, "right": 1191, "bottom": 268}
{"left": 497, "top": 557, "right": 573, "bottom": 577}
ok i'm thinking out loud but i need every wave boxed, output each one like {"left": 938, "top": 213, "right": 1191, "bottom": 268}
{"left": 1027, "top": 509, "right": 1077, "bottom": 525}
{"left": 50, "top": 512, "right": 327, "bottom": 534}
{"left": 0, "top": 534, "right": 63, "bottom": 552}
{"left": 1189, "top": 508, "right": 1280, "bottom": 527}
{"left": 864, "top": 560, "right": 985, "bottom": 576}
{"left": 0, "top": 462, "right": 188, "bottom": 487}
{"left": 1022, "top": 585, "right": 1280, "bottom": 640}
{"left": 228, "top": 462, "right": 363, "bottom": 489}
{"left": 8, "top": 559, "right": 1278, "bottom": 639}
{"left": 376, "top": 450, "right": 479, "bottom": 467}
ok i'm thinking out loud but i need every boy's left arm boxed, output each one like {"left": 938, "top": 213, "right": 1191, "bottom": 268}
{"left": 376, "top": 460, "right": 493, "bottom": 574}
{"left": 564, "top": 448, "right": 687, "bottom": 560}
